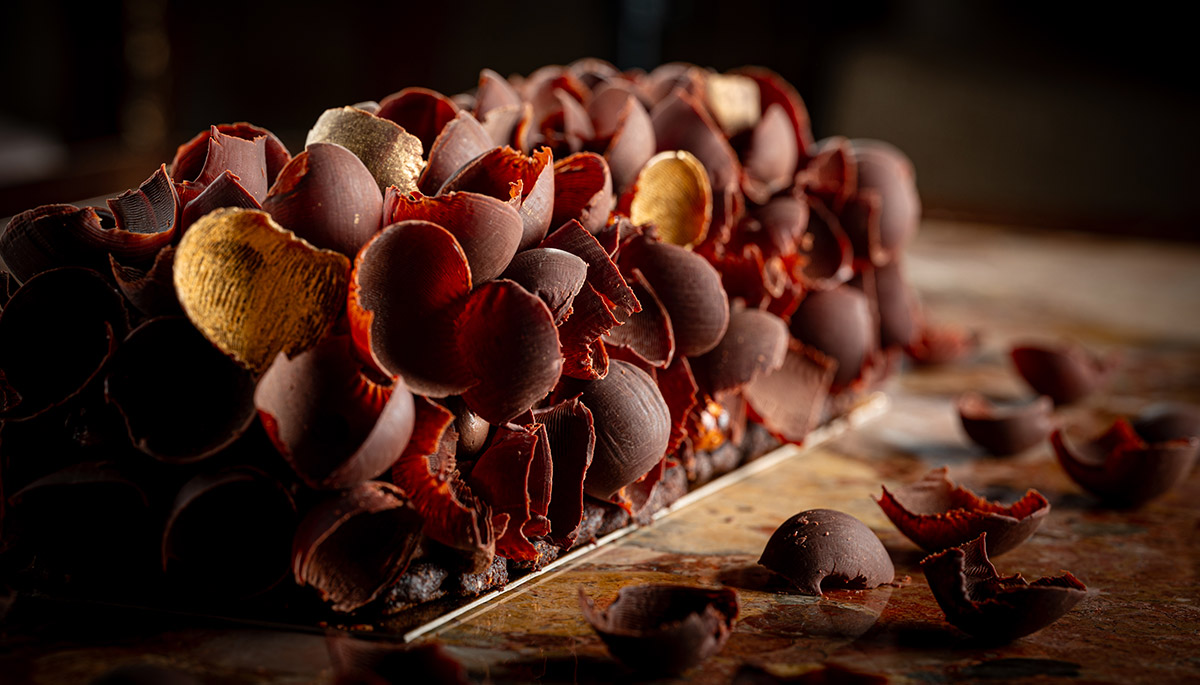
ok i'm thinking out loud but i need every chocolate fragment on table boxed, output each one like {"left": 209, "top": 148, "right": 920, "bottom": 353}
{"left": 758, "top": 508, "right": 894, "bottom": 596}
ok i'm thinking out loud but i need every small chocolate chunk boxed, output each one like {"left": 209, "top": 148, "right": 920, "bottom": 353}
{"left": 758, "top": 509, "right": 894, "bottom": 596}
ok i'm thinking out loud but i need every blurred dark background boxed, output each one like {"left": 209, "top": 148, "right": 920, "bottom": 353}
{"left": 2, "top": 0, "right": 1197, "bottom": 238}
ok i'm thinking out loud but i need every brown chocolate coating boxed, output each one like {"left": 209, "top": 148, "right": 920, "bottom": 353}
{"left": 758, "top": 509, "right": 895, "bottom": 596}
{"left": 789, "top": 285, "right": 874, "bottom": 388}
{"left": 957, "top": 392, "right": 1054, "bottom": 456}
{"left": 578, "top": 360, "right": 671, "bottom": 500}
{"left": 1051, "top": 418, "right": 1200, "bottom": 507}
{"left": 1011, "top": 342, "right": 1113, "bottom": 405}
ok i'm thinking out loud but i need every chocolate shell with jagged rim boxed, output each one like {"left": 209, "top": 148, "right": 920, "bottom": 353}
{"left": 796, "top": 199, "right": 854, "bottom": 290}
{"left": 104, "top": 317, "right": 257, "bottom": 463}
{"left": 957, "top": 393, "right": 1054, "bottom": 456}
{"left": 759, "top": 509, "right": 895, "bottom": 596}
{"left": 499, "top": 248, "right": 587, "bottom": 326}
{"left": 578, "top": 360, "right": 671, "bottom": 500}
{"left": 162, "top": 466, "right": 297, "bottom": 598}
{"left": 438, "top": 145, "right": 555, "bottom": 251}
{"left": 255, "top": 334, "right": 416, "bottom": 489}
{"left": 173, "top": 125, "right": 269, "bottom": 206}
{"left": 262, "top": 142, "right": 383, "bottom": 257}
{"left": 466, "top": 422, "right": 552, "bottom": 561}
{"left": 178, "top": 169, "right": 261, "bottom": 232}
{"left": 921, "top": 533, "right": 1087, "bottom": 642}
{"left": 109, "top": 247, "right": 181, "bottom": 317}
{"left": 551, "top": 152, "right": 614, "bottom": 234}
{"left": 383, "top": 190, "right": 523, "bottom": 284}
{"left": 375, "top": 87, "right": 459, "bottom": 154}
{"left": 169, "top": 122, "right": 290, "bottom": 187}
{"left": 579, "top": 583, "right": 739, "bottom": 676}
{"left": 1010, "top": 341, "right": 1114, "bottom": 405}
{"left": 532, "top": 398, "right": 595, "bottom": 546}
{"left": 292, "top": 481, "right": 424, "bottom": 613}
{"left": 875, "top": 467, "right": 1049, "bottom": 556}
{"left": 1051, "top": 418, "right": 1200, "bottom": 508}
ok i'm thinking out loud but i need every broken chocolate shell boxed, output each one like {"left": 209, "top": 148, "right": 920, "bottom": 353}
{"left": 170, "top": 122, "right": 290, "bottom": 187}
{"left": 174, "top": 208, "right": 349, "bottom": 373}
{"left": 541, "top": 219, "right": 640, "bottom": 318}
{"left": 748, "top": 195, "right": 808, "bottom": 259}
{"left": 577, "top": 360, "right": 671, "bottom": 500}
{"left": 375, "top": 87, "right": 459, "bottom": 154}
{"left": 177, "top": 169, "right": 261, "bottom": 233}
{"left": 466, "top": 423, "right": 552, "bottom": 561}
{"left": 417, "top": 110, "right": 496, "bottom": 195}
{"left": 104, "top": 317, "right": 257, "bottom": 463}
{"left": 603, "top": 269, "right": 675, "bottom": 368}
{"left": 262, "top": 142, "right": 383, "bottom": 257}
{"left": 691, "top": 308, "right": 789, "bottom": 395}
{"left": 758, "top": 508, "right": 895, "bottom": 596}
{"left": 871, "top": 258, "right": 919, "bottom": 349}
{"left": 438, "top": 146, "right": 555, "bottom": 251}
{"left": 1051, "top": 418, "right": 1200, "bottom": 507}
{"left": 921, "top": 533, "right": 1087, "bottom": 642}
{"left": 627, "top": 150, "right": 713, "bottom": 247}
{"left": 162, "top": 466, "right": 296, "bottom": 598}
{"left": 743, "top": 340, "right": 836, "bottom": 443}
{"left": 292, "top": 481, "right": 423, "bottom": 613}
{"left": 499, "top": 247, "right": 587, "bottom": 325}
{"left": 0, "top": 267, "right": 127, "bottom": 419}
{"left": 579, "top": 583, "right": 739, "bottom": 676}
{"left": 384, "top": 190, "right": 523, "bottom": 283}
{"left": 173, "top": 126, "right": 269, "bottom": 206}
{"left": 589, "top": 87, "right": 656, "bottom": 195}
{"left": 255, "top": 334, "right": 415, "bottom": 489}
{"left": 109, "top": 247, "right": 181, "bottom": 317}
{"left": 306, "top": 106, "right": 424, "bottom": 195}
{"left": 532, "top": 398, "right": 595, "bottom": 546}
{"left": 876, "top": 467, "right": 1049, "bottom": 556}
{"left": 958, "top": 393, "right": 1054, "bottom": 456}
{"left": 1011, "top": 341, "right": 1113, "bottom": 405}
{"left": 348, "top": 219, "right": 473, "bottom": 396}
{"left": 618, "top": 235, "right": 729, "bottom": 357}
{"left": 789, "top": 285, "right": 875, "bottom": 388}
{"left": 550, "top": 152, "right": 614, "bottom": 234}
{"left": 458, "top": 279, "right": 563, "bottom": 424}
{"left": 798, "top": 137, "right": 856, "bottom": 212}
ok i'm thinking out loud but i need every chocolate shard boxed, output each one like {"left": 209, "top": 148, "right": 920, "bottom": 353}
{"left": 1051, "top": 418, "right": 1200, "bottom": 508}
{"left": 532, "top": 398, "right": 595, "bottom": 547}
{"left": 740, "top": 103, "right": 799, "bottom": 205}
{"left": 730, "top": 66, "right": 815, "bottom": 161}
{"left": 474, "top": 68, "right": 522, "bottom": 118}
{"left": 438, "top": 146, "right": 555, "bottom": 251}
{"left": 579, "top": 583, "right": 739, "bottom": 676}
{"left": 292, "top": 481, "right": 423, "bottom": 613}
{"left": 850, "top": 139, "right": 921, "bottom": 262}
{"left": 743, "top": 339, "right": 836, "bottom": 444}
{"left": 758, "top": 509, "right": 895, "bottom": 596}
{"left": 957, "top": 393, "right": 1054, "bottom": 456}
{"left": 875, "top": 467, "right": 1049, "bottom": 556}
{"left": 173, "top": 125, "right": 270, "bottom": 206}
{"left": 921, "top": 533, "right": 1087, "bottom": 642}
{"left": 466, "top": 423, "right": 552, "bottom": 561}
{"left": 178, "top": 170, "right": 261, "bottom": 233}
{"left": 796, "top": 199, "right": 854, "bottom": 290}
{"left": 577, "top": 360, "right": 671, "bottom": 500}
{"left": 1010, "top": 341, "right": 1114, "bottom": 405}
{"left": 691, "top": 308, "right": 789, "bottom": 395}
{"left": 541, "top": 219, "right": 640, "bottom": 318}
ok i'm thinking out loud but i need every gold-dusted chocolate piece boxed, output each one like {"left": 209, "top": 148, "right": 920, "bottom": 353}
{"left": 174, "top": 208, "right": 349, "bottom": 373}
{"left": 305, "top": 106, "right": 424, "bottom": 194}
{"left": 705, "top": 72, "right": 761, "bottom": 136}
{"left": 629, "top": 150, "right": 712, "bottom": 248}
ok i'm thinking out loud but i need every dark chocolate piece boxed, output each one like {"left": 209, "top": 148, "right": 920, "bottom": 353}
{"left": 418, "top": 110, "right": 495, "bottom": 195}
{"left": 758, "top": 508, "right": 894, "bottom": 596}
{"left": 499, "top": 248, "right": 587, "bottom": 326}
{"left": 1131, "top": 402, "right": 1200, "bottom": 443}
{"left": 383, "top": 190, "right": 523, "bottom": 284}
{"left": 439, "top": 146, "right": 555, "bottom": 251}
{"left": 789, "top": 285, "right": 874, "bottom": 388}
{"left": 691, "top": 308, "right": 789, "bottom": 395}
{"left": 1051, "top": 418, "right": 1200, "bottom": 507}
{"left": 1010, "top": 341, "right": 1113, "bottom": 405}
{"left": 577, "top": 360, "right": 671, "bottom": 500}
{"left": 375, "top": 87, "right": 460, "bottom": 154}
{"left": 550, "top": 152, "right": 614, "bottom": 234}
{"left": 957, "top": 392, "right": 1054, "bottom": 456}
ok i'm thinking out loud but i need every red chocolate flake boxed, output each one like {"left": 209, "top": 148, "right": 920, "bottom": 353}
{"left": 438, "top": 146, "right": 555, "bottom": 251}
{"left": 467, "top": 423, "right": 553, "bottom": 561}
{"left": 550, "top": 152, "right": 614, "bottom": 234}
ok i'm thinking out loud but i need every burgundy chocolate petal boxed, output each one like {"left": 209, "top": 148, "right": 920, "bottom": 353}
{"left": 533, "top": 398, "right": 595, "bottom": 546}
{"left": 731, "top": 67, "right": 814, "bottom": 161}
{"left": 390, "top": 397, "right": 496, "bottom": 570}
{"left": 577, "top": 360, "right": 671, "bottom": 500}
{"left": 109, "top": 247, "right": 181, "bottom": 317}
{"left": 603, "top": 269, "right": 675, "bottom": 368}
{"left": 170, "top": 122, "right": 290, "bottom": 186}
{"left": 640, "top": 63, "right": 707, "bottom": 106}
{"left": 1051, "top": 418, "right": 1200, "bottom": 507}
{"left": 958, "top": 393, "right": 1054, "bottom": 456}
{"left": 851, "top": 139, "right": 921, "bottom": 260}
{"left": 467, "top": 423, "right": 553, "bottom": 561}
{"left": 541, "top": 219, "right": 641, "bottom": 317}
{"left": 1011, "top": 342, "right": 1114, "bottom": 405}
{"left": 439, "top": 146, "right": 555, "bottom": 251}
{"left": 921, "top": 533, "right": 1087, "bottom": 642}
{"left": 474, "top": 68, "right": 522, "bottom": 118}
{"left": 499, "top": 247, "right": 587, "bottom": 325}
{"left": 797, "top": 198, "right": 854, "bottom": 290}
{"left": 384, "top": 190, "right": 523, "bottom": 283}
{"left": 162, "top": 466, "right": 296, "bottom": 598}
{"left": 743, "top": 339, "right": 836, "bottom": 443}
{"left": 797, "top": 137, "right": 856, "bottom": 211}
{"left": 551, "top": 152, "right": 614, "bottom": 234}
{"left": 104, "top": 317, "right": 257, "bottom": 463}
{"left": 0, "top": 268, "right": 127, "bottom": 420}
{"left": 579, "top": 583, "right": 739, "bottom": 676}
{"left": 176, "top": 125, "right": 269, "bottom": 204}
{"left": 789, "top": 285, "right": 875, "bottom": 388}
{"left": 557, "top": 283, "right": 619, "bottom": 380}
{"left": 618, "top": 235, "right": 729, "bottom": 357}
{"left": 418, "top": 110, "right": 496, "bottom": 195}
{"left": 292, "top": 481, "right": 423, "bottom": 613}
{"left": 759, "top": 509, "right": 895, "bottom": 596}
{"left": 178, "top": 170, "right": 261, "bottom": 233}
{"left": 875, "top": 467, "right": 1049, "bottom": 556}
{"left": 589, "top": 88, "right": 656, "bottom": 194}
{"left": 348, "top": 219, "right": 474, "bottom": 396}
{"left": 262, "top": 142, "right": 383, "bottom": 257}
{"left": 549, "top": 89, "right": 596, "bottom": 153}
{"left": 376, "top": 87, "right": 460, "bottom": 154}
{"left": 255, "top": 334, "right": 415, "bottom": 489}
{"left": 458, "top": 279, "right": 563, "bottom": 424}
{"left": 740, "top": 104, "right": 800, "bottom": 205}
{"left": 691, "top": 308, "right": 789, "bottom": 395}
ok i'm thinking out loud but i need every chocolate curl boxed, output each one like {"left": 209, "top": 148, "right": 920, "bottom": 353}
{"left": 474, "top": 68, "right": 522, "bottom": 118}
{"left": 418, "top": 111, "right": 496, "bottom": 195}
{"left": 162, "top": 467, "right": 297, "bottom": 598}
{"left": 467, "top": 423, "right": 553, "bottom": 561}
{"left": 390, "top": 398, "right": 497, "bottom": 570}
{"left": 376, "top": 87, "right": 460, "bottom": 154}
{"left": 743, "top": 339, "right": 836, "bottom": 443}
{"left": 875, "top": 467, "right": 1049, "bottom": 557}
{"left": 958, "top": 393, "right": 1054, "bottom": 456}
{"left": 0, "top": 268, "right": 127, "bottom": 420}
{"left": 759, "top": 509, "right": 895, "bottom": 596}
{"left": 797, "top": 137, "right": 856, "bottom": 212}
{"left": 262, "top": 142, "right": 383, "bottom": 257}
{"left": 1051, "top": 418, "right": 1200, "bottom": 508}
{"left": 789, "top": 285, "right": 875, "bottom": 389}
{"left": 731, "top": 66, "right": 815, "bottom": 162}
{"left": 921, "top": 533, "right": 1087, "bottom": 642}
{"left": 174, "top": 126, "right": 269, "bottom": 206}
{"left": 551, "top": 152, "right": 614, "bottom": 234}
{"left": 178, "top": 170, "right": 261, "bottom": 233}
{"left": 384, "top": 189, "right": 523, "bottom": 284}
{"left": 533, "top": 398, "right": 595, "bottom": 547}
{"left": 174, "top": 208, "right": 349, "bottom": 373}
{"left": 255, "top": 334, "right": 415, "bottom": 489}
{"left": 306, "top": 106, "right": 424, "bottom": 195}
{"left": 588, "top": 88, "right": 656, "bottom": 194}
{"left": 170, "top": 122, "right": 291, "bottom": 186}
{"left": 105, "top": 317, "right": 257, "bottom": 463}
{"left": 348, "top": 219, "right": 474, "bottom": 396}
{"left": 603, "top": 269, "right": 675, "bottom": 368}
{"left": 690, "top": 308, "right": 789, "bottom": 396}
{"left": 540, "top": 220, "right": 640, "bottom": 318}
{"left": 458, "top": 279, "right": 563, "bottom": 424}
{"left": 292, "top": 481, "right": 424, "bottom": 613}
{"left": 579, "top": 583, "right": 739, "bottom": 676}
{"left": 439, "top": 146, "right": 555, "bottom": 251}
{"left": 740, "top": 104, "right": 799, "bottom": 205}
{"left": 577, "top": 360, "right": 671, "bottom": 500}
{"left": 797, "top": 198, "right": 854, "bottom": 291}
{"left": 625, "top": 150, "right": 713, "bottom": 248}
{"left": 850, "top": 139, "right": 921, "bottom": 262}
{"left": 499, "top": 248, "right": 587, "bottom": 325}
{"left": 1011, "top": 342, "right": 1115, "bottom": 406}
